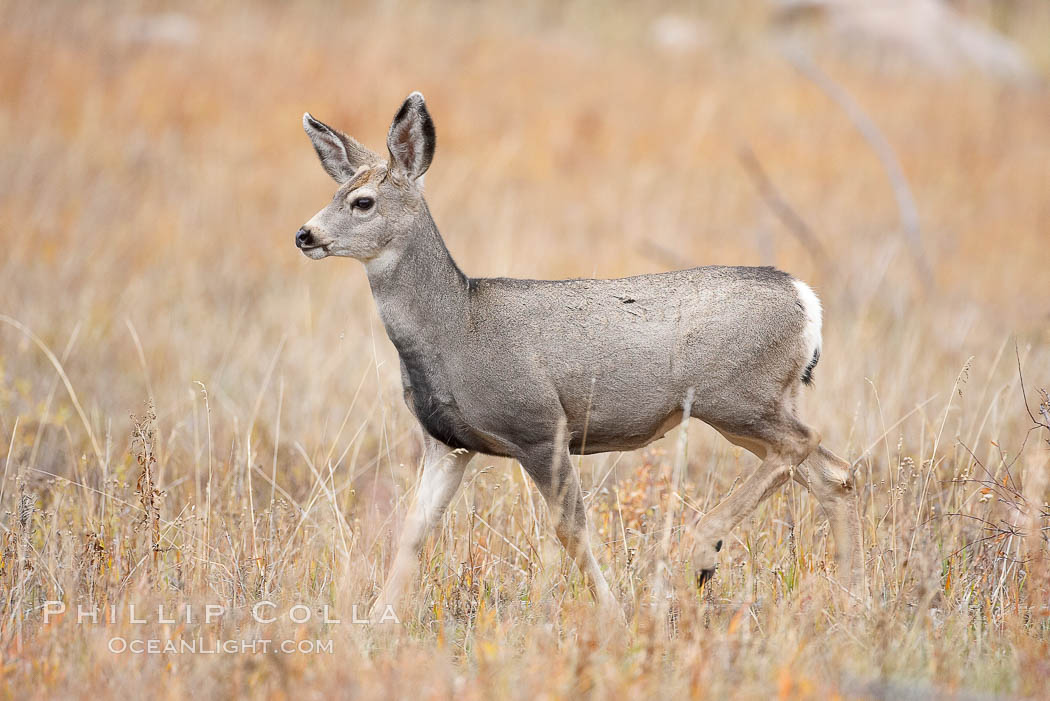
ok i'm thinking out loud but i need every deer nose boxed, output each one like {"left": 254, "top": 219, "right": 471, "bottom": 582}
{"left": 295, "top": 227, "right": 313, "bottom": 248}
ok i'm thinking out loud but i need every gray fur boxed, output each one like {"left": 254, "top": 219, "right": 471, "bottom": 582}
{"left": 297, "top": 94, "right": 864, "bottom": 614}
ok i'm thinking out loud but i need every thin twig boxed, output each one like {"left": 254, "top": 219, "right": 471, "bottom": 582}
{"left": 1015, "top": 341, "right": 1049, "bottom": 430}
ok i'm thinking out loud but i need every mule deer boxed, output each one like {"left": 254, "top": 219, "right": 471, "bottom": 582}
{"left": 296, "top": 92, "right": 864, "bottom": 616}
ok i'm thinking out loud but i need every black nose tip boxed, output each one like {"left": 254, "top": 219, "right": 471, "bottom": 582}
{"left": 295, "top": 227, "right": 312, "bottom": 248}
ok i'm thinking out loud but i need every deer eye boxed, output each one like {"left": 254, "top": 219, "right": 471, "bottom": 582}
{"left": 352, "top": 196, "right": 375, "bottom": 211}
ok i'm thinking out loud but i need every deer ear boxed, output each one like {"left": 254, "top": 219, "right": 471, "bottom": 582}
{"left": 303, "top": 113, "right": 373, "bottom": 184}
{"left": 386, "top": 92, "right": 435, "bottom": 180}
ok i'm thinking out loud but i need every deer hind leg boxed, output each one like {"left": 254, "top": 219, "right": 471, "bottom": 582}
{"left": 794, "top": 445, "right": 865, "bottom": 595}
{"left": 693, "top": 413, "right": 820, "bottom": 586}
{"left": 518, "top": 440, "right": 621, "bottom": 617}
{"left": 712, "top": 427, "right": 864, "bottom": 596}
{"left": 372, "top": 434, "right": 474, "bottom": 617}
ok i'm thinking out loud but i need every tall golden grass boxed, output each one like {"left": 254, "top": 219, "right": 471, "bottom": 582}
{"left": 2, "top": 1, "right": 1049, "bottom": 698}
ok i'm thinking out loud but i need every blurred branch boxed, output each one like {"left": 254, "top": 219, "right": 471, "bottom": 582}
{"left": 737, "top": 144, "right": 831, "bottom": 275}
{"left": 637, "top": 239, "right": 691, "bottom": 270}
{"left": 783, "top": 49, "right": 933, "bottom": 291}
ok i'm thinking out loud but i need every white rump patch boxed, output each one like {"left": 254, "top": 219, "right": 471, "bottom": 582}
{"left": 793, "top": 278, "right": 823, "bottom": 361}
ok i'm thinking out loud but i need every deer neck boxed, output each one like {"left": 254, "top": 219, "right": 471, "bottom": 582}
{"left": 364, "top": 209, "right": 469, "bottom": 354}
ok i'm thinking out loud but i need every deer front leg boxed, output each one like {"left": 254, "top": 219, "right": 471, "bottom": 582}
{"left": 372, "top": 434, "right": 474, "bottom": 618}
{"left": 519, "top": 441, "right": 622, "bottom": 619}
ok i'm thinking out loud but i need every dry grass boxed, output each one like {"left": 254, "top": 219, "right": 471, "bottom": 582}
{"left": 2, "top": 1, "right": 1050, "bottom": 698}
